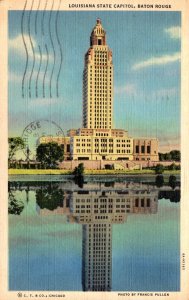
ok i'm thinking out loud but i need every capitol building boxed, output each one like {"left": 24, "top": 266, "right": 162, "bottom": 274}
{"left": 40, "top": 19, "right": 159, "bottom": 165}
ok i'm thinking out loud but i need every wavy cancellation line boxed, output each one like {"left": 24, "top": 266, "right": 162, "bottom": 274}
{"left": 21, "top": 0, "right": 63, "bottom": 98}
{"left": 49, "top": 0, "right": 55, "bottom": 98}
{"left": 35, "top": 0, "right": 41, "bottom": 35}
{"left": 55, "top": 0, "right": 63, "bottom": 97}
{"left": 43, "top": 44, "right": 49, "bottom": 98}
{"left": 28, "top": 0, "right": 35, "bottom": 98}
{"left": 21, "top": 0, "right": 28, "bottom": 98}
{"left": 36, "top": 45, "right": 42, "bottom": 98}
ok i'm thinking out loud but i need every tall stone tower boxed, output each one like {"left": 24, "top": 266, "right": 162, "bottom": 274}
{"left": 82, "top": 19, "right": 113, "bottom": 129}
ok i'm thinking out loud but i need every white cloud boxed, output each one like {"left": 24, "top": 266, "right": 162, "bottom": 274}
{"left": 132, "top": 52, "right": 180, "bottom": 71}
{"left": 9, "top": 34, "right": 51, "bottom": 61}
{"left": 9, "top": 34, "right": 36, "bottom": 57}
{"left": 165, "top": 26, "right": 181, "bottom": 39}
{"left": 9, "top": 69, "right": 45, "bottom": 83}
{"left": 114, "top": 84, "right": 136, "bottom": 96}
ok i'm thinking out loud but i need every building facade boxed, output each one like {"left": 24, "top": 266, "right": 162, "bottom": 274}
{"left": 83, "top": 18, "right": 113, "bottom": 129}
{"left": 70, "top": 128, "right": 133, "bottom": 161}
{"left": 133, "top": 138, "right": 159, "bottom": 161}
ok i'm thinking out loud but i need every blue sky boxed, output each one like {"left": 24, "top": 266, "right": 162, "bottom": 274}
{"left": 9, "top": 11, "right": 181, "bottom": 152}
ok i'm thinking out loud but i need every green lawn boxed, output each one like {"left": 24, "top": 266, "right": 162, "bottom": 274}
{"left": 8, "top": 168, "right": 180, "bottom": 175}
{"left": 8, "top": 169, "right": 72, "bottom": 175}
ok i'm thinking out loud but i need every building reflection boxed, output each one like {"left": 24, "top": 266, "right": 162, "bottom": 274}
{"left": 8, "top": 179, "right": 180, "bottom": 291}
{"left": 35, "top": 184, "right": 158, "bottom": 291}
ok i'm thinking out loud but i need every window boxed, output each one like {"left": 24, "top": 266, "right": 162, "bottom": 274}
{"left": 141, "top": 145, "right": 145, "bottom": 153}
{"left": 135, "top": 145, "right": 139, "bottom": 153}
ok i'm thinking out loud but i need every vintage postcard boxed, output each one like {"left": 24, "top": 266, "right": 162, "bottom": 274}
{"left": 0, "top": 0, "right": 189, "bottom": 299}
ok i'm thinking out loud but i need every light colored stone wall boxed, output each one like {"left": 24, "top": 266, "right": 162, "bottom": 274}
{"left": 70, "top": 134, "right": 133, "bottom": 161}
{"left": 133, "top": 138, "right": 159, "bottom": 161}
{"left": 59, "top": 159, "right": 179, "bottom": 170}
{"left": 59, "top": 160, "right": 140, "bottom": 170}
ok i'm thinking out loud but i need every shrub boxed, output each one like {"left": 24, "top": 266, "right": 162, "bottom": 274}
{"left": 155, "top": 164, "right": 164, "bottom": 174}
{"left": 169, "top": 175, "right": 177, "bottom": 189}
{"left": 155, "top": 175, "right": 164, "bottom": 187}
{"left": 73, "top": 163, "right": 84, "bottom": 176}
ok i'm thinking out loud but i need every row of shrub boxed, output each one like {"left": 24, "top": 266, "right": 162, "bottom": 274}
{"left": 143, "top": 163, "right": 180, "bottom": 174}
{"left": 156, "top": 174, "right": 178, "bottom": 188}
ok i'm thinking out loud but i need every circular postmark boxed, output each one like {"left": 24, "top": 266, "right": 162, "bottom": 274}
{"left": 21, "top": 119, "right": 65, "bottom": 160}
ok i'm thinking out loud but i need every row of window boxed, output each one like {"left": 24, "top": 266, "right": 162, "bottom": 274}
{"left": 135, "top": 198, "right": 151, "bottom": 207}
{"left": 116, "top": 144, "right": 131, "bottom": 148}
{"left": 95, "top": 134, "right": 109, "bottom": 137}
{"left": 116, "top": 209, "right": 130, "bottom": 213}
{"left": 92, "top": 107, "right": 112, "bottom": 111}
{"left": 92, "top": 122, "right": 109, "bottom": 126}
{"left": 92, "top": 137, "right": 130, "bottom": 142}
{"left": 76, "top": 143, "right": 91, "bottom": 147}
{"left": 76, "top": 139, "right": 131, "bottom": 148}
{"left": 94, "top": 53, "right": 107, "bottom": 58}
{"left": 94, "top": 58, "right": 107, "bottom": 62}
{"left": 93, "top": 117, "right": 112, "bottom": 121}
{"left": 89, "top": 69, "right": 110, "bottom": 73}
{"left": 75, "top": 197, "right": 132, "bottom": 203}
{"left": 94, "top": 204, "right": 113, "bottom": 208}
{"left": 93, "top": 50, "right": 108, "bottom": 54}
{"left": 89, "top": 147, "right": 130, "bottom": 152}
{"left": 76, "top": 138, "right": 91, "bottom": 142}
{"left": 90, "top": 66, "right": 112, "bottom": 72}
{"left": 135, "top": 145, "right": 151, "bottom": 154}
{"left": 116, "top": 204, "right": 130, "bottom": 208}
{"left": 76, "top": 149, "right": 91, "bottom": 153}
{"left": 94, "top": 209, "right": 113, "bottom": 213}
{"left": 95, "top": 216, "right": 109, "bottom": 219}
{"left": 116, "top": 150, "right": 131, "bottom": 153}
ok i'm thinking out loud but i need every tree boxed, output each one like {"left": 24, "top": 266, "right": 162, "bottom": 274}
{"left": 155, "top": 164, "right": 164, "bottom": 174}
{"left": 169, "top": 175, "right": 177, "bottom": 189}
{"left": 8, "top": 192, "right": 24, "bottom": 215}
{"left": 158, "top": 153, "right": 164, "bottom": 161}
{"left": 8, "top": 137, "right": 25, "bottom": 161}
{"left": 168, "top": 163, "right": 177, "bottom": 170}
{"left": 36, "top": 142, "right": 64, "bottom": 169}
{"left": 155, "top": 175, "right": 164, "bottom": 187}
{"left": 73, "top": 163, "right": 84, "bottom": 176}
{"left": 158, "top": 150, "right": 180, "bottom": 162}
{"left": 73, "top": 163, "right": 85, "bottom": 188}
{"left": 36, "top": 183, "right": 64, "bottom": 210}
{"left": 170, "top": 150, "right": 180, "bottom": 161}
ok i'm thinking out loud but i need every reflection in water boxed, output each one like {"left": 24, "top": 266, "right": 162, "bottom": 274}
{"left": 36, "top": 184, "right": 64, "bottom": 211}
{"left": 8, "top": 180, "right": 180, "bottom": 291}
{"left": 8, "top": 191, "right": 24, "bottom": 215}
{"left": 72, "top": 189, "right": 158, "bottom": 291}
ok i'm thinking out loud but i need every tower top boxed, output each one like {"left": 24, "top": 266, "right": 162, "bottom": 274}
{"left": 90, "top": 19, "right": 106, "bottom": 46}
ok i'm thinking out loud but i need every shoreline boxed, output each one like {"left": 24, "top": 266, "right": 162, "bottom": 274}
{"left": 8, "top": 169, "right": 180, "bottom": 176}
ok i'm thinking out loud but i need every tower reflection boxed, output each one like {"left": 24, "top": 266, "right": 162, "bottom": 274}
{"left": 34, "top": 182, "right": 159, "bottom": 291}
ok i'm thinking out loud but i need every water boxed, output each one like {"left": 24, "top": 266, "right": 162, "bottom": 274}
{"left": 8, "top": 176, "right": 180, "bottom": 291}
